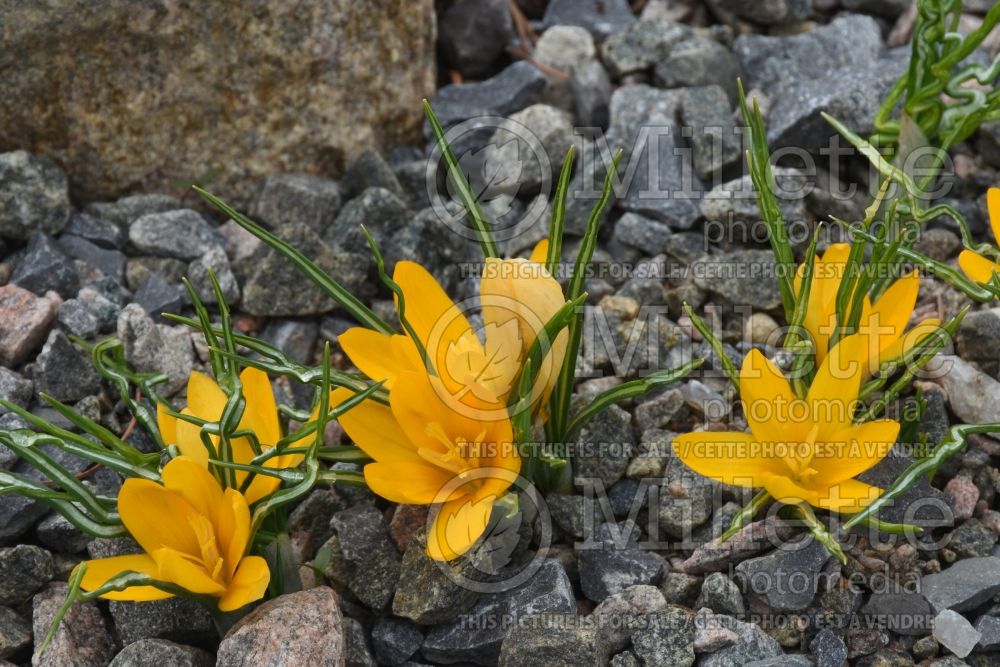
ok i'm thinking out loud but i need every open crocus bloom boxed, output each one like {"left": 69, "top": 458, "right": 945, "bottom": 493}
{"left": 338, "top": 242, "right": 566, "bottom": 419}
{"left": 79, "top": 457, "right": 270, "bottom": 611}
{"left": 673, "top": 335, "right": 899, "bottom": 513}
{"left": 794, "top": 243, "right": 940, "bottom": 374}
{"left": 958, "top": 188, "right": 1000, "bottom": 289}
{"left": 331, "top": 367, "right": 520, "bottom": 561}
{"left": 156, "top": 368, "right": 301, "bottom": 504}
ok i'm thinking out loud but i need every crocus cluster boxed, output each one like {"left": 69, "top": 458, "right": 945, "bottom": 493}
{"left": 336, "top": 242, "right": 567, "bottom": 560}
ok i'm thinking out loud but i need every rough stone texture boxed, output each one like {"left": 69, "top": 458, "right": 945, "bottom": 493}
{"left": 630, "top": 607, "right": 695, "bottom": 667}
{"left": 922, "top": 557, "right": 1000, "bottom": 614}
{"left": 216, "top": 587, "right": 345, "bottom": 667}
{"left": 930, "top": 355, "right": 1000, "bottom": 425}
{"left": 691, "top": 250, "right": 783, "bottom": 310}
{"left": 0, "top": 606, "right": 31, "bottom": 660}
{"left": 697, "top": 609, "right": 784, "bottom": 667}
{"left": 735, "top": 537, "right": 832, "bottom": 611}
{"left": 0, "top": 151, "right": 70, "bottom": 240}
{"left": 543, "top": 0, "right": 636, "bottom": 41}
{"left": 498, "top": 614, "right": 609, "bottom": 667}
{"left": 330, "top": 504, "right": 401, "bottom": 613}
{"left": 0, "top": 545, "right": 54, "bottom": 606}
{"left": 0, "top": 2, "right": 437, "bottom": 203}
{"left": 392, "top": 530, "right": 483, "bottom": 625}
{"left": 32, "top": 582, "right": 114, "bottom": 667}
{"left": 734, "top": 14, "right": 907, "bottom": 152}
{"left": 0, "top": 368, "right": 32, "bottom": 416}
{"left": 591, "top": 585, "right": 667, "bottom": 653}
{"left": 932, "top": 609, "right": 981, "bottom": 659}
{"left": 109, "top": 597, "right": 216, "bottom": 647}
{"left": 117, "top": 303, "right": 194, "bottom": 397}
{"left": 10, "top": 233, "right": 80, "bottom": 298}
{"left": 0, "top": 286, "right": 58, "bottom": 368}
{"left": 108, "top": 639, "right": 214, "bottom": 667}
{"left": 31, "top": 330, "right": 101, "bottom": 402}
{"left": 439, "top": 0, "right": 515, "bottom": 79}
{"left": 371, "top": 617, "right": 422, "bottom": 666}
{"left": 238, "top": 222, "right": 368, "bottom": 317}
{"left": 129, "top": 209, "right": 224, "bottom": 261}
{"left": 251, "top": 173, "right": 342, "bottom": 233}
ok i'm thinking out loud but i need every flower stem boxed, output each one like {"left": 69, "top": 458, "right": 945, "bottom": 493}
{"left": 795, "top": 503, "right": 847, "bottom": 564}
{"left": 720, "top": 489, "right": 771, "bottom": 542}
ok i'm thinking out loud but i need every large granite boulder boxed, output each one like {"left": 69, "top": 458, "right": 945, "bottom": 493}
{"left": 0, "top": 1, "right": 436, "bottom": 203}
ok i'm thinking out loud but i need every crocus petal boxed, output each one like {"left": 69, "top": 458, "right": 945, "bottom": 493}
{"left": 393, "top": 260, "right": 480, "bottom": 365}
{"left": 152, "top": 548, "right": 226, "bottom": 595}
{"left": 161, "top": 456, "right": 224, "bottom": 520}
{"left": 760, "top": 473, "right": 819, "bottom": 506}
{"left": 799, "top": 243, "right": 851, "bottom": 363}
{"left": 959, "top": 249, "right": 1000, "bottom": 284}
{"left": 806, "top": 334, "right": 863, "bottom": 435}
{"left": 118, "top": 478, "right": 202, "bottom": 557}
{"left": 228, "top": 435, "right": 281, "bottom": 505}
{"left": 173, "top": 408, "right": 212, "bottom": 468}
{"left": 427, "top": 493, "right": 495, "bottom": 561}
{"left": 332, "top": 387, "right": 424, "bottom": 463}
{"left": 157, "top": 403, "right": 177, "bottom": 445}
{"left": 880, "top": 318, "right": 942, "bottom": 364}
{"left": 185, "top": 371, "right": 228, "bottom": 422}
{"left": 864, "top": 271, "right": 919, "bottom": 359}
{"left": 813, "top": 479, "right": 882, "bottom": 513}
{"left": 390, "top": 370, "right": 502, "bottom": 454}
{"left": 339, "top": 328, "right": 423, "bottom": 389}
{"left": 672, "top": 431, "right": 781, "bottom": 487}
{"left": 529, "top": 239, "right": 549, "bottom": 264}
{"left": 364, "top": 461, "right": 460, "bottom": 504}
{"left": 989, "top": 187, "right": 1000, "bottom": 243}
{"left": 216, "top": 488, "right": 252, "bottom": 580}
{"left": 79, "top": 554, "right": 172, "bottom": 601}
{"left": 238, "top": 367, "right": 280, "bottom": 447}
{"left": 218, "top": 555, "right": 270, "bottom": 612}
{"left": 812, "top": 420, "right": 900, "bottom": 485}
{"left": 739, "top": 349, "right": 807, "bottom": 444}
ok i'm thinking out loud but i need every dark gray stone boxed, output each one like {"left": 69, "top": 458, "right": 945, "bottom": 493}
{"left": 372, "top": 617, "right": 423, "bottom": 666}
{"left": 260, "top": 319, "right": 319, "bottom": 366}
{"left": 630, "top": 607, "right": 694, "bottom": 667}
{"left": 133, "top": 273, "right": 185, "bottom": 322}
{"left": 691, "top": 250, "right": 783, "bottom": 310}
{"left": 659, "top": 571, "right": 702, "bottom": 607}
{"left": 0, "top": 368, "right": 32, "bottom": 416}
{"left": 920, "top": 556, "right": 1000, "bottom": 613}
{"left": 735, "top": 537, "right": 832, "bottom": 611}
{"left": 573, "top": 404, "right": 634, "bottom": 487}
{"left": 57, "top": 298, "right": 101, "bottom": 338}
{"left": 0, "top": 544, "right": 53, "bottom": 606}
{"left": 600, "top": 20, "right": 691, "bottom": 78}
{"left": 10, "top": 233, "right": 80, "bottom": 298}
{"left": 578, "top": 522, "right": 664, "bottom": 602}
{"left": 543, "top": 0, "right": 636, "bottom": 41}
{"left": 109, "top": 597, "right": 216, "bottom": 646}
{"left": 31, "top": 330, "right": 100, "bottom": 402}
{"left": 697, "top": 609, "right": 784, "bottom": 667}
{"left": 950, "top": 518, "right": 998, "bottom": 558}
{"left": 37, "top": 513, "right": 91, "bottom": 555}
{"left": 331, "top": 503, "right": 401, "bottom": 612}
{"left": 612, "top": 213, "right": 671, "bottom": 253}
{"left": 548, "top": 493, "right": 586, "bottom": 539}
{"left": 723, "top": 0, "right": 812, "bottom": 25}
{"left": 341, "top": 148, "right": 406, "bottom": 201}
{"left": 64, "top": 212, "right": 126, "bottom": 249}
{"left": 84, "top": 193, "right": 183, "bottom": 228}
{"left": 108, "top": 638, "right": 214, "bottom": 667}
{"left": 745, "top": 658, "right": 813, "bottom": 667}
{"left": 860, "top": 592, "right": 934, "bottom": 636}
{"left": 238, "top": 222, "right": 368, "bottom": 317}
{"left": 343, "top": 617, "right": 377, "bottom": 667}
{"left": 422, "top": 559, "right": 576, "bottom": 666}
{"left": 696, "top": 572, "right": 745, "bottom": 616}
{"left": 734, "top": 15, "right": 906, "bottom": 152}
{"left": 979, "top": 120, "right": 1000, "bottom": 169}
{"left": 250, "top": 173, "right": 342, "bottom": 233}
{"left": 488, "top": 103, "right": 575, "bottom": 193}
{"left": 427, "top": 61, "right": 547, "bottom": 132}
{"left": 654, "top": 37, "right": 743, "bottom": 105}
{"left": 440, "top": 0, "right": 515, "bottom": 79}
{"left": 571, "top": 59, "right": 612, "bottom": 128}
{"left": 957, "top": 308, "right": 1000, "bottom": 378}
{"left": 33, "top": 582, "right": 115, "bottom": 667}
{"left": 125, "top": 256, "right": 188, "bottom": 292}
{"left": 129, "top": 209, "right": 224, "bottom": 260}
{"left": 186, "top": 246, "right": 240, "bottom": 306}
{"left": 0, "top": 605, "right": 31, "bottom": 660}
{"left": 975, "top": 614, "right": 1000, "bottom": 651}
{"left": 841, "top": 0, "right": 910, "bottom": 18}
{"left": 326, "top": 187, "right": 410, "bottom": 256}
{"left": 0, "top": 150, "right": 70, "bottom": 240}
{"left": 810, "top": 629, "right": 848, "bottom": 667}
{"left": 57, "top": 234, "right": 126, "bottom": 282}
{"left": 392, "top": 530, "right": 483, "bottom": 624}
{"left": 499, "top": 613, "right": 610, "bottom": 667}
{"left": 605, "top": 85, "right": 703, "bottom": 230}
{"left": 680, "top": 86, "right": 742, "bottom": 180}
{"left": 117, "top": 304, "right": 194, "bottom": 397}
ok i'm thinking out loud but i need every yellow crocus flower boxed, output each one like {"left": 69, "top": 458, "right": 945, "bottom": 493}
{"left": 794, "top": 243, "right": 941, "bottom": 374}
{"left": 673, "top": 335, "right": 899, "bottom": 513}
{"left": 958, "top": 188, "right": 1000, "bottom": 288}
{"left": 338, "top": 241, "right": 566, "bottom": 419}
{"left": 79, "top": 457, "right": 270, "bottom": 611}
{"left": 156, "top": 368, "right": 302, "bottom": 504}
{"left": 330, "top": 368, "right": 520, "bottom": 561}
